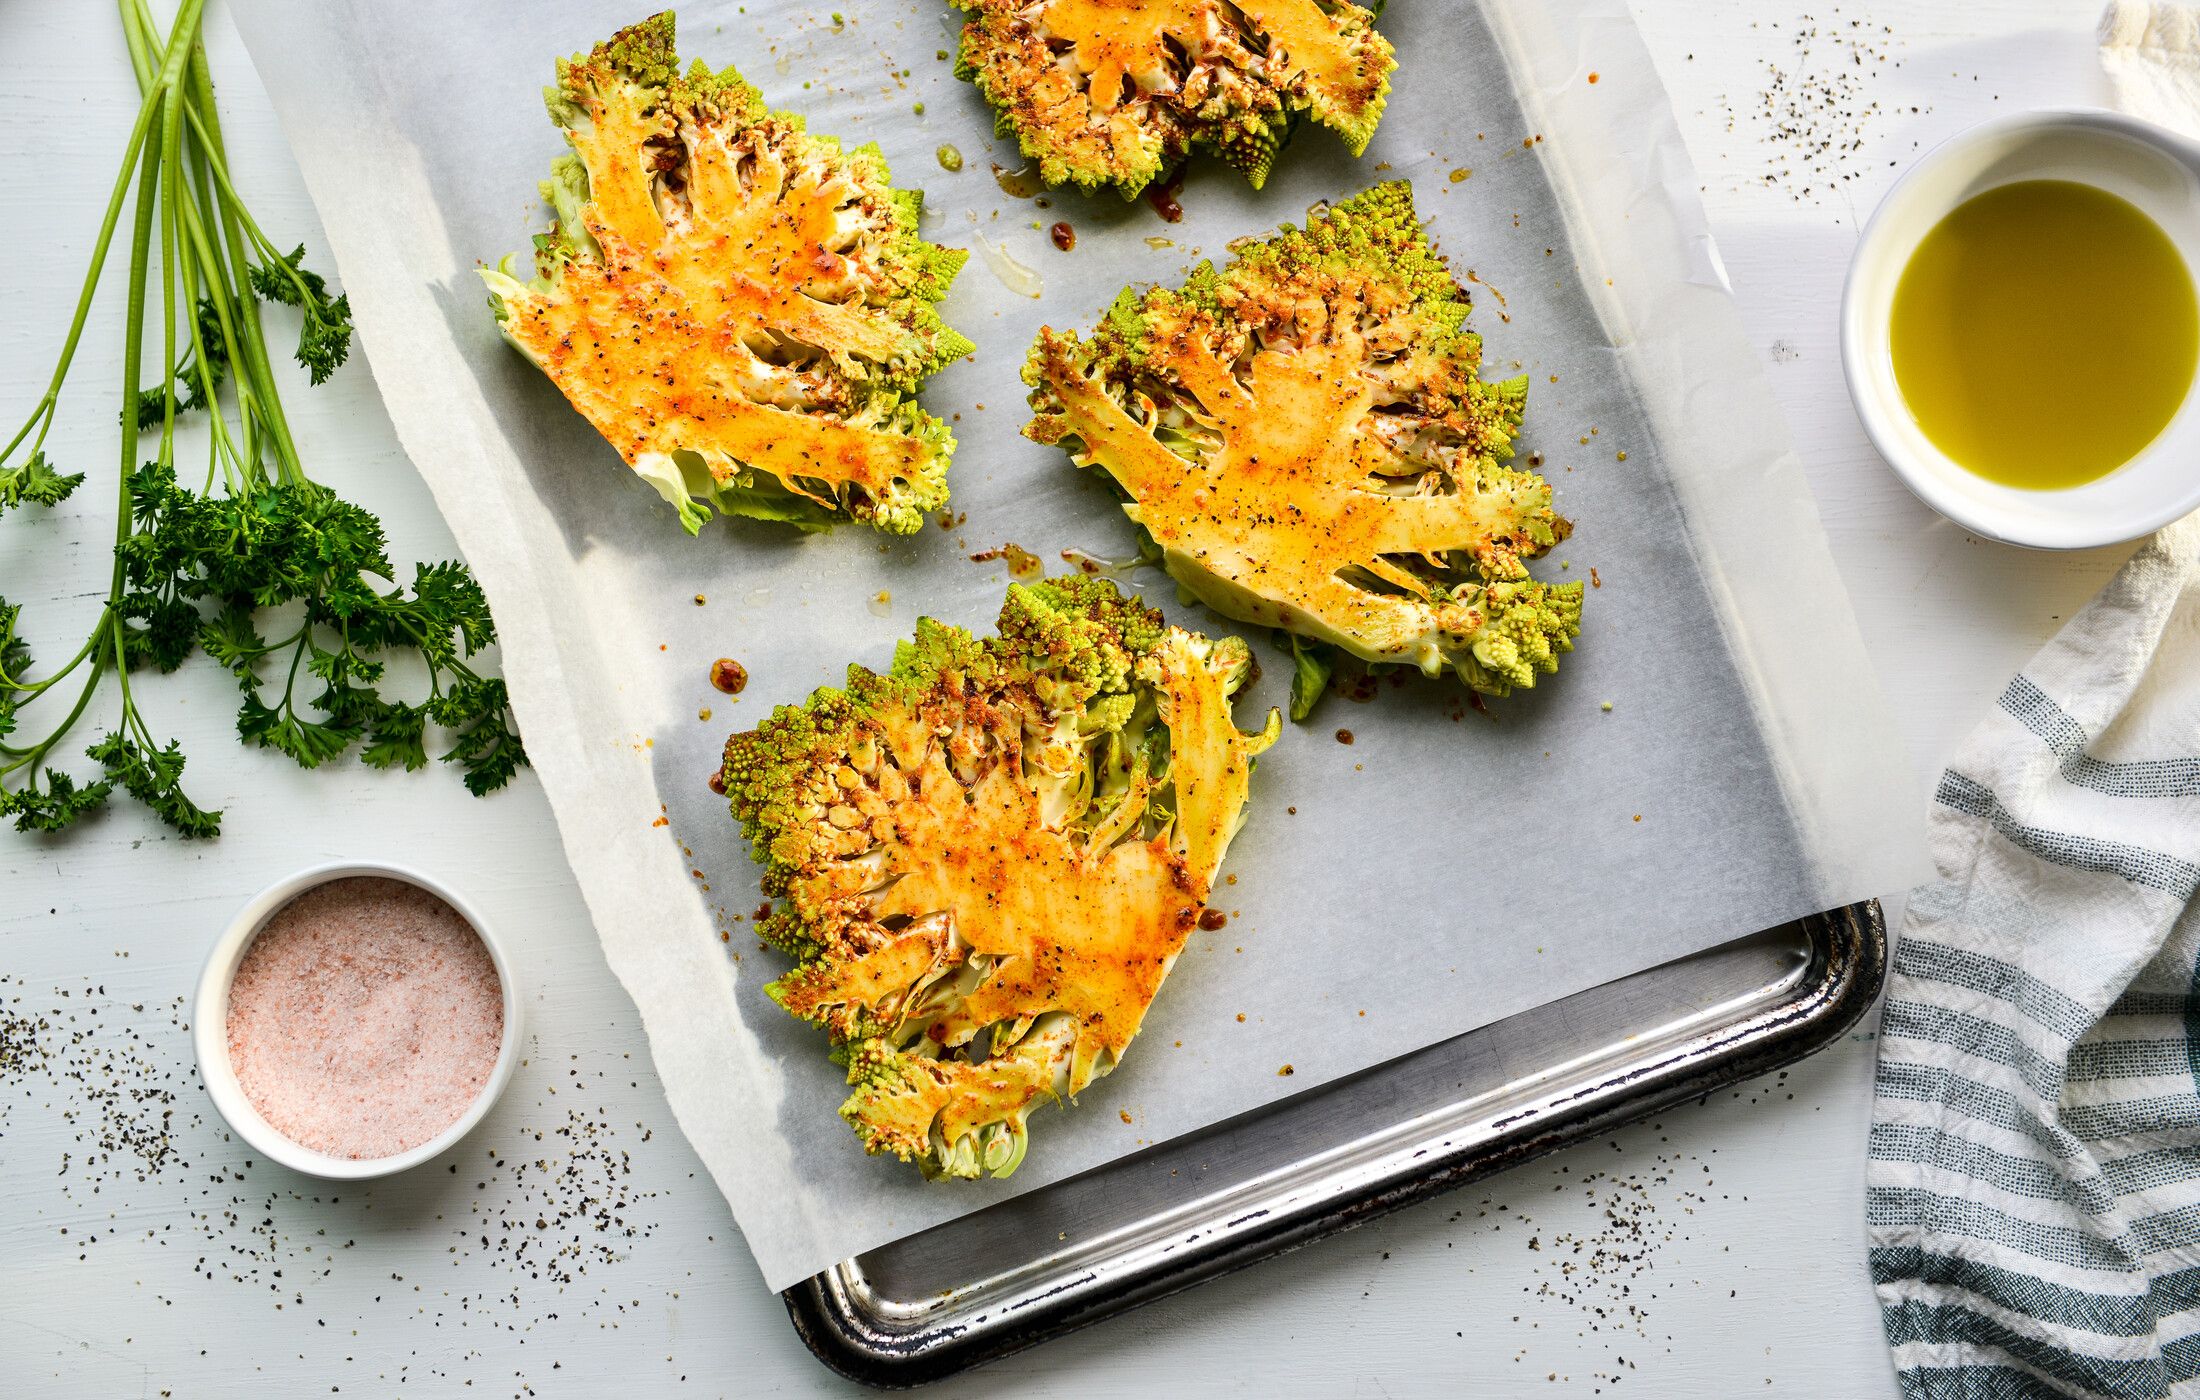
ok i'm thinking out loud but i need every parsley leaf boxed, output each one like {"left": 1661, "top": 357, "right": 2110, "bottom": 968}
{"left": 86, "top": 731, "right": 220, "bottom": 838}
{"left": 360, "top": 701, "right": 430, "bottom": 773}
{"left": 0, "top": 451, "right": 85, "bottom": 513}
{"left": 433, "top": 677, "right": 527, "bottom": 795}
{"left": 249, "top": 245, "right": 354, "bottom": 386}
{"left": 235, "top": 687, "right": 359, "bottom": 769}
{"left": 2, "top": 12, "right": 515, "bottom": 839}
{"left": 0, "top": 768, "right": 114, "bottom": 834}
{"left": 0, "top": 599, "right": 31, "bottom": 742}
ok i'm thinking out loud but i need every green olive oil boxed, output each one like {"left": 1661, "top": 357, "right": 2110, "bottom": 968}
{"left": 1888, "top": 179, "right": 2197, "bottom": 490}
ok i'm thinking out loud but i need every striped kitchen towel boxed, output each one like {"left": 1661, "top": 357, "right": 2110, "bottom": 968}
{"left": 1867, "top": 494, "right": 2200, "bottom": 1399}
{"left": 1867, "top": 16, "right": 2200, "bottom": 1395}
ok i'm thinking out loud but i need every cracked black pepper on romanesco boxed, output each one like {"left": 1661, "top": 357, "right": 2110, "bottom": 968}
{"left": 1022, "top": 181, "right": 1583, "bottom": 715}
{"left": 722, "top": 577, "right": 1278, "bottom": 1179}
{"left": 950, "top": 0, "right": 1396, "bottom": 197}
{"left": 483, "top": 12, "right": 973, "bottom": 536}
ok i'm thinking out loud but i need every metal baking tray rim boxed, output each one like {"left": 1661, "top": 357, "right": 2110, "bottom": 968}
{"left": 783, "top": 901, "right": 1884, "bottom": 1387}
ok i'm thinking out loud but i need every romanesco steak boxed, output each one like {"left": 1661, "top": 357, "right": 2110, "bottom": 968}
{"left": 1023, "top": 181, "right": 1584, "bottom": 699}
{"left": 482, "top": 13, "right": 974, "bottom": 536}
{"left": 950, "top": 0, "right": 1396, "bottom": 196}
{"left": 723, "top": 577, "right": 1278, "bottom": 1179}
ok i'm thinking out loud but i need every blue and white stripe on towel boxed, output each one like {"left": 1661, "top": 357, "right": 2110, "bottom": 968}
{"left": 1867, "top": 514, "right": 2200, "bottom": 1400}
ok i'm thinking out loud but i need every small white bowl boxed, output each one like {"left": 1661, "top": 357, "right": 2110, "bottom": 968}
{"left": 1842, "top": 108, "right": 2200, "bottom": 549}
{"left": 193, "top": 860, "right": 523, "bottom": 1180}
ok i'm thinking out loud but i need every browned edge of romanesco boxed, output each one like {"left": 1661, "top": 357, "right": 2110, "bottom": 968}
{"left": 949, "top": 0, "right": 1398, "bottom": 197}
{"left": 480, "top": 11, "right": 975, "bottom": 536}
{"left": 720, "top": 576, "right": 1279, "bottom": 1179}
{"left": 1018, "top": 181, "right": 1584, "bottom": 714}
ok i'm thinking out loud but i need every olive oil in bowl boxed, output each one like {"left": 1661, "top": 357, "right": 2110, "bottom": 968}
{"left": 1889, "top": 178, "right": 2198, "bottom": 490}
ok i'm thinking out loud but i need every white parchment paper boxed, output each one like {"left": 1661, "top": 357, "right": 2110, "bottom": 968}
{"left": 226, "top": 0, "right": 1926, "bottom": 1290}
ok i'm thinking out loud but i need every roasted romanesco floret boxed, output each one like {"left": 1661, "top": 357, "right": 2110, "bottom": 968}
{"left": 482, "top": 12, "right": 974, "bottom": 536}
{"left": 1022, "top": 181, "right": 1584, "bottom": 704}
{"left": 951, "top": 0, "right": 1396, "bottom": 197}
{"left": 723, "top": 577, "right": 1278, "bottom": 1179}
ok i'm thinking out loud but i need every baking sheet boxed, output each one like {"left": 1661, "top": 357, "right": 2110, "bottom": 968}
{"left": 225, "top": 0, "right": 1925, "bottom": 1290}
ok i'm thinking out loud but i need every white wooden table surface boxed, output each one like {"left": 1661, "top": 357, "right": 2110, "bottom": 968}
{"left": 0, "top": 2, "right": 2126, "bottom": 1395}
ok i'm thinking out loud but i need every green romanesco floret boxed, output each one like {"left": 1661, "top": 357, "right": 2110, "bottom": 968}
{"left": 482, "top": 11, "right": 974, "bottom": 537}
{"left": 722, "top": 577, "right": 1277, "bottom": 1180}
{"left": 950, "top": 0, "right": 1396, "bottom": 197}
{"left": 1453, "top": 578, "right": 1586, "bottom": 696}
{"left": 1021, "top": 181, "right": 1584, "bottom": 705}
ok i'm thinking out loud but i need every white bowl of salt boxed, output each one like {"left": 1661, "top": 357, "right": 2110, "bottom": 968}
{"left": 194, "top": 861, "right": 523, "bottom": 1179}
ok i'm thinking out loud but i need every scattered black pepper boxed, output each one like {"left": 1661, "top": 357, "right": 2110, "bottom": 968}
{"left": 5, "top": 969, "right": 669, "bottom": 1392}
{"left": 1, "top": 975, "right": 196, "bottom": 1196}
{"left": 1725, "top": 12, "right": 1907, "bottom": 204}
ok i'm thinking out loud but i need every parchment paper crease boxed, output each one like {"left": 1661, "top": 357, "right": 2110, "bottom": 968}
{"left": 226, "top": 0, "right": 1925, "bottom": 1290}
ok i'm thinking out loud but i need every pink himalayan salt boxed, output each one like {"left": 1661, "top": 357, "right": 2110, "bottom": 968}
{"left": 225, "top": 876, "right": 504, "bottom": 1160}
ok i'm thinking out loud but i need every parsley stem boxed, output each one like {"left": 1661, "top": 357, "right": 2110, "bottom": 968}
{"left": 157, "top": 106, "right": 181, "bottom": 466}
{"left": 0, "top": 84, "right": 164, "bottom": 470}
{"left": 4, "top": 632, "right": 100, "bottom": 702}
{"left": 3, "top": 0, "right": 520, "bottom": 833}
{"left": 179, "top": 131, "right": 247, "bottom": 492}
{"left": 123, "top": 0, "right": 281, "bottom": 489}
{"left": 0, "top": 665, "right": 103, "bottom": 777}
{"left": 0, "top": 0, "right": 199, "bottom": 799}
{"left": 117, "top": 0, "right": 155, "bottom": 83}
{"left": 178, "top": 23, "right": 306, "bottom": 484}
{"left": 146, "top": 90, "right": 259, "bottom": 473}
{"left": 171, "top": 96, "right": 323, "bottom": 308}
{"left": 113, "top": 33, "right": 168, "bottom": 579}
{"left": 110, "top": 612, "right": 150, "bottom": 752}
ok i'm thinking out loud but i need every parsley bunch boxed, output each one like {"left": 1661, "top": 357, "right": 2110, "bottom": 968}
{"left": 0, "top": 0, "right": 524, "bottom": 837}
